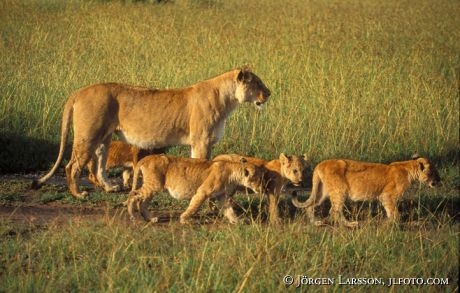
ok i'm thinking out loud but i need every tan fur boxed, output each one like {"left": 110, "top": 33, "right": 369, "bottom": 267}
{"left": 125, "top": 155, "right": 266, "bottom": 224}
{"left": 292, "top": 156, "right": 441, "bottom": 227}
{"left": 31, "top": 68, "right": 271, "bottom": 198}
{"left": 213, "top": 153, "right": 308, "bottom": 225}
{"left": 87, "top": 140, "right": 163, "bottom": 190}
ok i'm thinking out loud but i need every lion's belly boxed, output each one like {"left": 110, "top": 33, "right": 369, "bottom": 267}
{"left": 117, "top": 129, "right": 189, "bottom": 149}
{"left": 347, "top": 187, "right": 381, "bottom": 201}
{"left": 165, "top": 184, "right": 199, "bottom": 200}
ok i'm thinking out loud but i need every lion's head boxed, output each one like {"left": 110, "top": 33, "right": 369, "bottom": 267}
{"left": 412, "top": 155, "right": 441, "bottom": 188}
{"left": 279, "top": 153, "right": 308, "bottom": 186}
{"left": 239, "top": 158, "right": 267, "bottom": 193}
{"left": 235, "top": 68, "right": 271, "bottom": 108}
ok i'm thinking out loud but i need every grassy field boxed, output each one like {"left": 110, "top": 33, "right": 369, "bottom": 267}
{"left": 0, "top": 0, "right": 459, "bottom": 292}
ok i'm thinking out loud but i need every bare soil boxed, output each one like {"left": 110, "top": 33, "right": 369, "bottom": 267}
{"left": 0, "top": 174, "right": 130, "bottom": 226}
{"left": 0, "top": 174, "right": 221, "bottom": 227}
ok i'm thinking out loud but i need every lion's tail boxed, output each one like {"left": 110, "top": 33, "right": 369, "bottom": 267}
{"left": 291, "top": 171, "right": 321, "bottom": 208}
{"left": 31, "top": 95, "right": 75, "bottom": 189}
{"left": 130, "top": 161, "right": 143, "bottom": 192}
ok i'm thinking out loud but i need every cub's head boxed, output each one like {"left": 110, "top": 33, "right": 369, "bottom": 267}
{"left": 239, "top": 158, "right": 266, "bottom": 194}
{"left": 412, "top": 155, "right": 441, "bottom": 188}
{"left": 279, "top": 153, "right": 309, "bottom": 186}
{"left": 235, "top": 67, "right": 271, "bottom": 109}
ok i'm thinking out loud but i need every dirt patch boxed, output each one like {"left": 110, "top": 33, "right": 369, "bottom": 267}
{"left": 0, "top": 203, "right": 119, "bottom": 225}
{"left": 0, "top": 174, "right": 223, "bottom": 227}
{"left": 0, "top": 173, "right": 128, "bottom": 225}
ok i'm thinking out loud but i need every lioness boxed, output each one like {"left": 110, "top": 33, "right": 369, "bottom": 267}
{"left": 32, "top": 68, "right": 271, "bottom": 198}
{"left": 87, "top": 140, "right": 165, "bottom": 190}
{"left": 214, "top": 153, "right": 308, "bottom": 225}
{"left": 291, "top": 156, "right": 441, "bottom": 227}
{"left": 125, "top": 155, "right": 266, "bottom": 224}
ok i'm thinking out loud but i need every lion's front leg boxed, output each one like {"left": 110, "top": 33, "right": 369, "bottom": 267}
{"left": 190, "top": 138, "right": 212, "bottom": 159}
{"left": 267, "top": 192, "right": 281, "bottom": 226}
{"left": 380, "top": 193, "right": 400, "bottom": 225}
{"left": 180, "top": 193, "right": 207, "bottom": 224}
{"left": 180, "top": 186, "right": 213, "bottom": 224}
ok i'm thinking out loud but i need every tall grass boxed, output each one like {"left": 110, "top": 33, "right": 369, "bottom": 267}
{"left": 0, "top": 0, "right": 458, "bottom": 171}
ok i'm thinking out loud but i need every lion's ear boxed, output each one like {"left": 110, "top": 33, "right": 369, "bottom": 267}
{"left": 416, "top": 157, "right": 429, "bottom": 172}
{"left": 302, "top": 154, "right": 308, "bottom": 162}
{"left": 418, "top": 161, "right": 425, "bottom": 171}
{"left": 279, "top": 153, "right": 290, "bottom": 163}
{"left": 243, "top": 168, "right": 249, "bottom": 177}
{"left": 237, "top": 70, "right": 244, "bottom": 81}
{"left": 237, "top": 69, "right": 252, "bottom": 83}
{"left": 240, "top": 157, "right": 247, "bottom": 164}
{"left": 412, "top": 153, "right": 421, "bottom": 160}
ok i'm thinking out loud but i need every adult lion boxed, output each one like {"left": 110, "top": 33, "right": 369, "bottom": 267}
{"left": 32, "top": 68, "right": 271, "bottom": 198}
{"left": 214, "top": 153, "right": 308, "bottom": 225}
{"left": 291, "top": 156, "right": 440, "bottom": 227}
{"left": 126, "top": 155, "right": 266, "bottom": 224}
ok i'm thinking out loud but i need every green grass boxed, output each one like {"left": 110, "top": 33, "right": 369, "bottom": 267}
{"left": 1, "top": 208, "right": 458, "bottom": 292}
{"left": 1, "top": 179, "right": 459, "bottom": 292}
{"left": 0, "top": 0, "right": 459, "bottom": 292}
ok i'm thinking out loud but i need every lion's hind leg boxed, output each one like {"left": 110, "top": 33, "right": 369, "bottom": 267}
{"left": 94, "top": 139, "right": 120, "bottom": 193}
{"left": 65, "top": 144, "right": 92, "bottom": 199}
{"left": 122, "top": 169, "right": 133, "bottom": 190}
{"left": 139, "top": 197, "right": 159, "bottom": 223}
{"left": 329, "top": 192, "right": 358, "bottom": 228}
{"left": 267, "top": 191, "right": 281, "bottom": 226}
{"left": 126, "top": 190, "right": 140, "bottom": 221}
{"left": 87, "top": 157, "right": 102, "bottom": 187}
{"left": 214, "top": 194, "right": 239, "bottom": 224}
{"left": 126, "top": 189, "right": 159, "bottom": 223}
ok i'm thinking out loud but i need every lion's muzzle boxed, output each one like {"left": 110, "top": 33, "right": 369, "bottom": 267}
{"left": 254, "top": 91, "right": 270, "bottom": 108}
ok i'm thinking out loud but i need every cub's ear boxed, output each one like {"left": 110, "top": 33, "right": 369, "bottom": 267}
{"left": 416, "top": 157, "right": 429, "bottom": 172}
{"left": 240, "top": 157, "right": 247, "bottom": 164}
{"left": 302, "top": 154, "right": 308, "bottom": 162}
{"left": 411, "top": 153, "right": 421, "bottom": 160}
{"left": 418, "top": 161, "right": 425, "bottom": 171}
{"left": 279, "top": 153, "right": 290, "bottom": 163}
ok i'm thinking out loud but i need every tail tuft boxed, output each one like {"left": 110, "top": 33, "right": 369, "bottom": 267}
{"left": 31, "top": 180, "right": 42, "bottom": 190}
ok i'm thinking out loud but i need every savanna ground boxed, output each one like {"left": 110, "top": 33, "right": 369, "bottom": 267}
{"left": 1, "top": 0, "right": 459, "bottom": 292}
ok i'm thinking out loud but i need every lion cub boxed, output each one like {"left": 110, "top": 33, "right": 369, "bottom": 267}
{"left": 87, "top": 141, "right": 164, "bottom": 190}
{"left": 292, "top": 156, "right": 441, "bottom": 227}
{"left": 125, "top": 155, "right": 266, "bottom": 224}
{"left": 214, "top": 153, "right": 308, "bottom": 225}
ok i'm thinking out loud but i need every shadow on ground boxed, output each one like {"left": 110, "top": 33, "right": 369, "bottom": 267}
{"left": 0, "top": 132, "right": 67, "bottom": 174}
